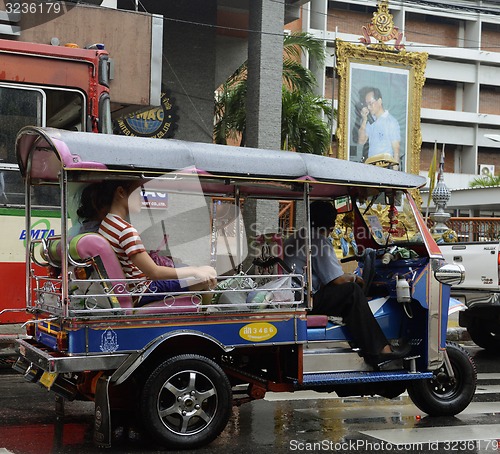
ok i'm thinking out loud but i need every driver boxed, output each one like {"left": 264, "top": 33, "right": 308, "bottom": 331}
{"left": 283, "top": 200, "right": 410, "bottom": 367}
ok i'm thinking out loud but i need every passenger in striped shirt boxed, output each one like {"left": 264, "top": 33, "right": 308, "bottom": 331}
{"left": 92, "top": 180, "right": 217, "bottom": 306}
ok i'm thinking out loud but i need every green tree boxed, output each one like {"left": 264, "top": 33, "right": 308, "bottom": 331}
{"left": 469, "top": 174, "right": 500, "bottom": 188}
{"left": 214, "top": 32, "right": 332, "bottom": 154}
{"left": 281, "top": 88, "right": 332, "bottom": 154}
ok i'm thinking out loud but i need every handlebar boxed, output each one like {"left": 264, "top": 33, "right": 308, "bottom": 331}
{"left": 340, "top": 247, "right": 376, "bottom": 264}
{"left": 340, "top": 254, "right": 359, "bottom": 264}
{"left": 29, "top": 238, "right": 51, "bottom": 268}
{"left": 29, "top": 235, "right": 93, "bottom": 269}
{"left": 340, "top": 247, "right": 399, "bottom": 264}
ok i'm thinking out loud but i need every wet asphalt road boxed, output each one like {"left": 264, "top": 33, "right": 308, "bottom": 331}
{"left": 0, "top": 342, "right": 499, "bottom": 454}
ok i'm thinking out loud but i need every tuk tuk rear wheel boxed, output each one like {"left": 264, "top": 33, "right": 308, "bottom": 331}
{"left": 139, "top": 354, "right": 232, "bottom": 449}
{"left": 407, "top": 342, "right": 476, "bottom": 416}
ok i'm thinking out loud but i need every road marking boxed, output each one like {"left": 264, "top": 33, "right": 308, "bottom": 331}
{"left": 475, "top": 384, "right": 500, "bottom": 394}
{"left": 478, "top": 372, "right": 500, "bottom": 380}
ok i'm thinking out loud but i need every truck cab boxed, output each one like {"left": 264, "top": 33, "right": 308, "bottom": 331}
{"left": 440, "top": 241, "right": 500, "bottom": 350}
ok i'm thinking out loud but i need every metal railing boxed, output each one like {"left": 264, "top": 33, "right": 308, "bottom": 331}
{"left": 427, "top": 217, "right": 500, "bottom": 242}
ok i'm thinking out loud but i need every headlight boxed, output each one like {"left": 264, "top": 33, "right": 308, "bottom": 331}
{"left": 434, "top": 263, "right": 465, "bottom": 286}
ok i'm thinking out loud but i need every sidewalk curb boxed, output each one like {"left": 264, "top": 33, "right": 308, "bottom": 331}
{"left": 0, "top": 324, "right": 26, "bottom": 356}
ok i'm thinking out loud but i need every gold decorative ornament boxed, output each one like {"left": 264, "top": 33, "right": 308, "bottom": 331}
{"left": 361, "top": 0, "right": 404, "bottom": 48}
{"left": 441, "top": 229, "right": 458, "bottom": 243}
{"left": 334, "top": 0, "right": 427, "bottom": 181}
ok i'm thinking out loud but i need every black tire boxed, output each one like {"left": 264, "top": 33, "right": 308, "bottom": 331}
{"left": 467, "top": 320, "right": 500, "bottom": 351}
{"left": 407, "top": 342, "right": 476, "bottom": 416}
{"left": 139, "top": 354, "right": 232, "bottom": 449}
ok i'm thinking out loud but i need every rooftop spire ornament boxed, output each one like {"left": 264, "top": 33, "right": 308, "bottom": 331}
{"left": 430, "top": 148, "right": 455, "bottom": 242}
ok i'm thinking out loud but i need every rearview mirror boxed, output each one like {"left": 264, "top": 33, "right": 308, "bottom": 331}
{"left": 434, "top": 263, "right": 465, "bottom": 286}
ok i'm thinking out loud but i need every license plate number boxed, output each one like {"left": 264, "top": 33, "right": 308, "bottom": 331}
{"left": 39, "top": 371, "right": 58, "bottom": 389}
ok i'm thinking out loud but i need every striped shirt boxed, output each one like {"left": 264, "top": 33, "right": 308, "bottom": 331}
{"left": 98, "top": 213, "right": 146, "bottom": 279}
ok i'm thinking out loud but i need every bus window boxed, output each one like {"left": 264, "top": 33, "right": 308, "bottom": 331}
{"left": 0, "top": 85, "right": 83, "bottom": 207}
{"left": 45, "top": 88, "right": 85, "bottom": 131}
{"left": 0, "top": 86, "right": 43, "bottom": 205}
{"left": 0, "top": 86, "right": 43, "bottom": 164}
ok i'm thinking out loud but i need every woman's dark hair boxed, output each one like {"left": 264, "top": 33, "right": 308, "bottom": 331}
{"left": 76, "top": 183, "right": 101, "bottom": 221}
{"left": 76, "top": 180, "right": 140, "bottom": 222}
{"left": 310, "top": 200, "right": 337, "bottom": 230}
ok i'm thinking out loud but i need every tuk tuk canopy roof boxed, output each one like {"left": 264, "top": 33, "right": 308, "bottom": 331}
{"left": 16, "top": 127, "right": 425, "bottom": 191}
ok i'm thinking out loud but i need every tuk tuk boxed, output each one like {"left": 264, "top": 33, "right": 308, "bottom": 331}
{"left": 13, "top": 126, "right": 475, "bottom": 449}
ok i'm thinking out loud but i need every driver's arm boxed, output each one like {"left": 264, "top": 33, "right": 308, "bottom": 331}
{"left": 331, "top": 273, "right": 364, "bottom": 286}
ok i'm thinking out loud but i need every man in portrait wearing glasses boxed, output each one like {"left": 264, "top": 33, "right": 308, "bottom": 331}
{"left": 357, "top": 86, "right": 401, "bottom": 167}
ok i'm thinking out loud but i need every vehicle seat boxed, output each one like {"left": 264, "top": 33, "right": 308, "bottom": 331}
{"left": 250, "top": 232, "right": 304, "bottom": 307}
{"left": 254, "top": 233, "right": 285, "bottom": 275}
{"left": 252, "top": 234, "right": 345, "bottom": 325}
{"left": 63, "top": 233, "right": 199, "bottom": 313}
{"left": 68, "top": 233, "right": 133, "bottom": 309}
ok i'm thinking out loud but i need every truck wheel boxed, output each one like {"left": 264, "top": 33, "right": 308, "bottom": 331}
{"left": 139, "top": 354, "right": 232, "bottom": 449}
{"left": 467, "top": 320, "right": 500, "bottom": 351}
{"left": 407, "top": 342, "right": 476, "bottom": 416}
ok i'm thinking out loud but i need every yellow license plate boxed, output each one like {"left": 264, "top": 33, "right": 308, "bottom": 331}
{"left": 39, "top": 371, "right": 58, "bottom": 389}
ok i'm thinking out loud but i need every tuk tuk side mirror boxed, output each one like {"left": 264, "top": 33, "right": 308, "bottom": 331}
{"left": 434, "top": 262, "right": 465, "bottom": 286}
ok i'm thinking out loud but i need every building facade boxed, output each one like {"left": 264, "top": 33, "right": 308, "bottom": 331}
{"left": 299, "top": 0, "right": 500, "bottom": 215}
{"left": 0, "top": 0, "right": 307, "bottom": 148}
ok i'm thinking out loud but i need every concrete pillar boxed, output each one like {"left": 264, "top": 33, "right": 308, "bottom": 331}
{"left": 158, "top": 0, "right": 217, "bottom": 143}
{"left": 308, "top": 1, "right": 327, "bottom": 98}
{"left": 463, "top": 14, "right": 481, "bottom": 50}
{"left": 243, "top": 1, "right": 284, "bottom": 240}
{"left": 462, "top": 61, "right": 480, "bottom": 174}
{"left": 309, "top": 0, "right": 327, "bottom": 30}
{"left": 246, "top": 0, "right": 284, "bottom": 150}
{"left": 393, "top": 7, "right": 405, "bottom": 31}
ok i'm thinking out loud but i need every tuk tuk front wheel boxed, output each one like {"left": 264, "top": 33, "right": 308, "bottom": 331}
{"left": 407, "top": 342, "right": 476, "bottom": 416}
{"left": 139, "top": 354, "right": 232, "bottom": 449}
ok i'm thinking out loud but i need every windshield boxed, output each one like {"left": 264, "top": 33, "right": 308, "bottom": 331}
{"left": 356, "top": 189, "right": 423, "bottom": 247}
{"left": 129, "top": 174, "right": 249, "bottom": 276}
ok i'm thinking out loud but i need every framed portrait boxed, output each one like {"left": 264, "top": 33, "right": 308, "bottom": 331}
{"left": 335, "top": 40, "right": 427, "bottom": 174}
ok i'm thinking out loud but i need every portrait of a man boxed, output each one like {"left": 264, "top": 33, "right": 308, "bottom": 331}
{"left": 357, "top": 86, "right": 401, "bottom": 162}
{"left": 348, "top": 63, "right": 409, "bottom": 170}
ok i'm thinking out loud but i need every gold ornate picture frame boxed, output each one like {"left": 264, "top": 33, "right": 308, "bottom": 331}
{"left": 335, "top": 39, "right": 427, "bottom": 174}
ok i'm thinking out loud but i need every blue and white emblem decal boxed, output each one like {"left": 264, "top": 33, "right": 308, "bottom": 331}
{"left": 100, "top": 327, "right": 119, "bottom": 353}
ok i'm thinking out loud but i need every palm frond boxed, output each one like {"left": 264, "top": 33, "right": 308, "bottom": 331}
{"left": 283, "top": 32, "right": 326, "bottom": 65}
{"left": 214, "top": 32, "right": 331, "bottom": 146}
{"left": 282, "top": 59, "right": 317, "bottom": 92}
{"left": 469, "top": 174, "right": 500, "bottom": 188}
{"left": 281, "top": 89, "right": 332, "bottom": 155}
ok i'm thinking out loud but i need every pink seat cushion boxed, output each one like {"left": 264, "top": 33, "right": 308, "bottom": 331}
{"left": 306, "top": 315, "right": 329, "bottom": 328}
{"left": 70, "top": 233, "right": 199, "bottom": 313}
{"left": 70, "top": 233, "right": 133, "bottom": 308}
